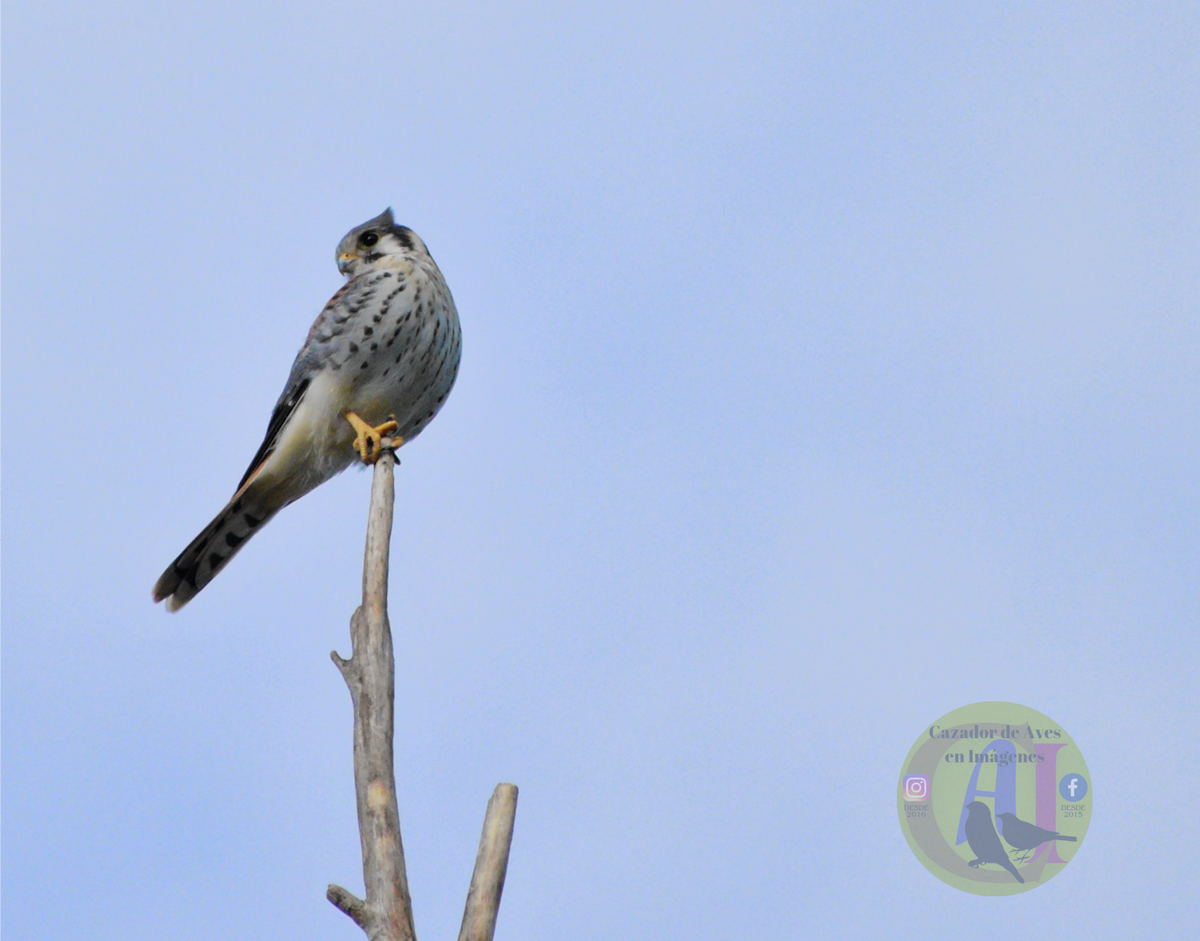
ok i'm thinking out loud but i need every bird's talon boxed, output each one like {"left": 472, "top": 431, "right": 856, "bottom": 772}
{"left": 344, "top": 412, "right": 401, "bottom": 464}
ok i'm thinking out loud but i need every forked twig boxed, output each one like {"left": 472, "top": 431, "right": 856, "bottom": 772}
{"left": 327, "top": 445, "right": 518, "bottom": 941}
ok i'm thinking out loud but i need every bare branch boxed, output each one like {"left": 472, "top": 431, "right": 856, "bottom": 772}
{"left": 327, "top": 884, "right": 369, "bottom": 929}
{"left": 458, "top": 784, "right": 519, "bottom": 941}
{"left": 328, "top": 448, "right": 417, "bottom": 941}
{"left": 328, "top": 443, "right": 518, "bottom": 940}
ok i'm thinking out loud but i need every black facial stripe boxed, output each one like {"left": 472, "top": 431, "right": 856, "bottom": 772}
{"left": 388, "top": 226, "right": 416, "bottom": 251}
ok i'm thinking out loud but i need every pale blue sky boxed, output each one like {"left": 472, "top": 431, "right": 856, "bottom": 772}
{"left": 4, "top": 3, "right": 1197, "bottom": 939}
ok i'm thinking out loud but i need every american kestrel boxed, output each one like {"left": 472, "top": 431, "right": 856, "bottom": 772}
{"left": 153, "top": 209, "right": 461, "bottom": 611}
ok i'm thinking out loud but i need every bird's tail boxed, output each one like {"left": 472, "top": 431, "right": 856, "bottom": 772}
{"left": 1001, "top": 859, "right": 1026, "bottom": 884}
{"left": 153, "top": 489, "right": 279, "bottom": 611}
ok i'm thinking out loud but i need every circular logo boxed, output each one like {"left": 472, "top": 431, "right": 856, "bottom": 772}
{"left": 897, "top": 702, "right": 1091, "bottom": 895}
{"left": 1059, "top": 773, "right": 1088, "bottom": 801}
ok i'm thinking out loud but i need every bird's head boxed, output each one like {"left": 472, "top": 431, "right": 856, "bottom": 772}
{"left": 996, "top": 813, "right": 1016, "bottom": 823}
{"left": 336, "top": 208, "right": 428, "bottom": 278}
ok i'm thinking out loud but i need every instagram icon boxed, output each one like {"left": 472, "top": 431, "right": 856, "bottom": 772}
{"left": 903, "top": 775, "right": 930, "bottom": 802}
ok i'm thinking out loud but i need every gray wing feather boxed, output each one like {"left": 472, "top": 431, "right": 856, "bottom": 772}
{"left": 235, "top": 277, "right": 371, "bottom": 491}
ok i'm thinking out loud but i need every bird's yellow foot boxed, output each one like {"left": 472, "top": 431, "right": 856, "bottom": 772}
{"left": 344, "top": 411, "right": 401, "bottom": 464}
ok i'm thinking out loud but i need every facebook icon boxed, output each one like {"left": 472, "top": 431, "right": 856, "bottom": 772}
{"left": 1059, "top": 773, "right": 1088, "bottom": 801}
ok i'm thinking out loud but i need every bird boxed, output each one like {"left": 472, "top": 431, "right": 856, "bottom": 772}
{"left": 995, "top": 812, "right": 1077, "bottom": 854}
{"left": 963, "top": 801, "right": 1024, "bottom": 883}
{"left": 153, "top": 209, "right": 461, "bottom": 611}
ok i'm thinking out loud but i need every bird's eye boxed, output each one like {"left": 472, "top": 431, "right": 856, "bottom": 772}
{"left": 359, "top": 232, "right": 380, "bottom": 248}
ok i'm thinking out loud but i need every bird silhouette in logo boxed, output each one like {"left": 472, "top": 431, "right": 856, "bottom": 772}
{"left": 964, "top": 801, "right": 1024, "bottom": 883}
{"left": 996, "top": 812, "right": 1077, "bottom": 862}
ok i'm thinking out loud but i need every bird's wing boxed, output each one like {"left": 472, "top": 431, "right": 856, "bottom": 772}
{"left": 234, "top": 279, "right": 364, "bottom": 492}
{"left": 236, "top": 372, "right": 313, "bottom": 491}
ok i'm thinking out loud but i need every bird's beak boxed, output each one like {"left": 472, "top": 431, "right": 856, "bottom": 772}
{"left": 338, "top": 251, "right": 357, "bottom": 275}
